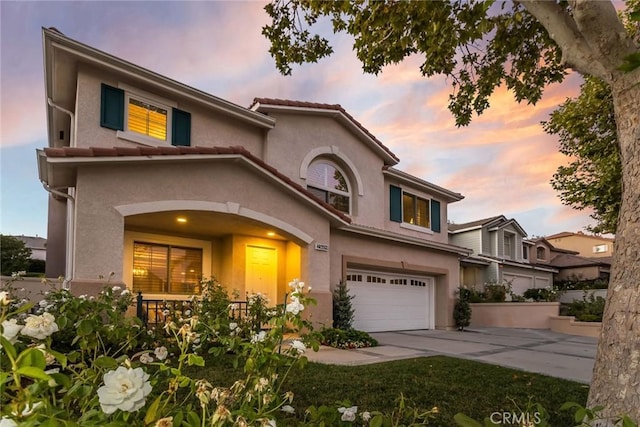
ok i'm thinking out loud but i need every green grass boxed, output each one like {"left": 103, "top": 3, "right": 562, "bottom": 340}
{"left": 190, "top": 354, "right": 589, "bottom": 426}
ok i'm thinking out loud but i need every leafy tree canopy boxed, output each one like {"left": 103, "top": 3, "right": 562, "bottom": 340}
{"left": 263, "top": 0, "right": 565, "bottom": 126}
{"left": 1, "top": 235, "right": 32, "bottom": 276}
{"left": 543, "top": 77, "right": 621, "bottom": 235}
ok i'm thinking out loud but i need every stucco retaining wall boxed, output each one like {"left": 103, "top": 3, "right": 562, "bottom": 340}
{"left": 469, "top": 302, "right": 560, "bottom": 329}
{"left": 549, "top": 315, "right": 602, "bottom": 338}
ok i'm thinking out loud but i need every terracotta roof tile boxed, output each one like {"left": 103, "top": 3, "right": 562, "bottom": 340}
{"left": 251, "top": 98, "right": 399, "bottom": 163}
{"left": 42, "top": 145, "right": 351, "bottom": 224}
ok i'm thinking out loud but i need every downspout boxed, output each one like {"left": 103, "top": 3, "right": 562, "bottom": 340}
{"left": 41, "top": 183, "right": 75, "bottom": 289}
{"left": 44, "top": 99, "right": 77, "bottom": 288}
{"left": 47, "top": 98, "right": 75, "bottom": 147}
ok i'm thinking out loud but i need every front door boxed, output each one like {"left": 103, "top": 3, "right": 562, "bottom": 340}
{"left": 245, "top": 245, "right": 277, "bottom": 303}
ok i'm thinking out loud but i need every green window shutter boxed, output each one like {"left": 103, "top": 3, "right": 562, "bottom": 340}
{"left": 390, "top": 185, "right": 402, "bottom": 222}
{"left": 172, "top": 108, "right": 191, "bottom": 146}
{"left": 431, "top": 199, "right": 441, "bottom": 232}
{"left": 100, "top": 84, "right": 124, "bottom": 130}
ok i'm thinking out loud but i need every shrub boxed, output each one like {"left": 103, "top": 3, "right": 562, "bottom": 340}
{"left": 523, "top": 287, "right": 563, "bottom": 302}
{"left": 483, "top": 281, "right": 510, "bottom": 302}
{"left": 454, "top": 288, "right": 472, "bottom": 330}
{"left": 318, "top": 327, "right": 378, "bottom": 349}
{"left": 554, "top": 277, "right": 609, "bottom": 291}
{"left": 561, "top": 292, "right": 606, "bottom": 322}
{"left": 332, "top": 280, "right": 355, "bottom": 329}
{"left": 0, "top": 235, "right": 31, "bottom": 276}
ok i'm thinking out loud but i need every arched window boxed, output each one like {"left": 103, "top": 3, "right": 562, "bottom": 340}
{"left": 306, "top": 161, "right": 351, "bottom": 214}
{"left": 536, "top": 246, "right": 546, "bottom": 260}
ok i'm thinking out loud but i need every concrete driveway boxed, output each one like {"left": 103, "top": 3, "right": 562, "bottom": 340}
{"left": 305, "top": 327, "right": 597, "bottom": 384}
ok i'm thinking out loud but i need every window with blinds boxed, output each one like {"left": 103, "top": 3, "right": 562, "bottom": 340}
{"left": 402, "top": 192, "right": 430, "bottom": 228}
{"left": 306, "top": 161, "right": 350, "bottom": 213}
{"left": 132, "top": 242, "right": 202, "bottom": 294}
{"left": 128, "top": 98, "right": 168, "bottom": 141}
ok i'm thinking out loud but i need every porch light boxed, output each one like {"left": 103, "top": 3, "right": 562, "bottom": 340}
{"left": 176, "top": 217, "right": 187, "bottom": 223}
{"left": 267, "top": 231, "right": 276, "bottom": 237}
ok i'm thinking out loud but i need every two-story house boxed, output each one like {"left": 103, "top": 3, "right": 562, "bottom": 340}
{"left": 449, "top": 216, "right": 556, "bottom": 296}
{"left": 36, "top": 28, "right": 470, "bottom": 332}
{"left": 531, "top": 237, "right": 611, "bottom": 282}
{"left": 545, "top": 231, "right": 615, "bottom": 259}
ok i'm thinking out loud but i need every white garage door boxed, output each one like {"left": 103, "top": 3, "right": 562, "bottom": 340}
{"left": 346, "top": 270, "right": 434, "bottom": 332}
{"left": 502, "top": 274, "right": 533, "bottom": 296}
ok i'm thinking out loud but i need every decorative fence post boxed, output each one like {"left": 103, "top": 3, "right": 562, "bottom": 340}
{"left": 136, "top": 291, "right": 144, "bottom": 322}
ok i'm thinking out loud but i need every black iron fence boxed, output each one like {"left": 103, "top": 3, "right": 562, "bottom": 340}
{"left": 135, "top": 292, "right": 249, "bottom": 325}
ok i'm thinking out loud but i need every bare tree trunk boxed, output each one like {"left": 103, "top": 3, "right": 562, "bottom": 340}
{"left": 587, "top": 71, "right": 640, "bottom": 424}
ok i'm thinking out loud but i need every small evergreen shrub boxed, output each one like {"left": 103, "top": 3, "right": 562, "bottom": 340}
{"left": 332, "top": 280, "right": 355, "bottom": 330}
{"left": 454, "top": 288, "right": 472, "bottom": 330}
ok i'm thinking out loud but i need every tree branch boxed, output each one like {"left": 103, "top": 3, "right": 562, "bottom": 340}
{"left": 518, "top": 0, "right": 611, "bottom": 81}
{"left": 571, "top": 0, "right": 637, "bottom": 76}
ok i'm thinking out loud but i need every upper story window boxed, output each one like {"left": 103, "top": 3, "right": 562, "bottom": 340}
{"left": 593, "top": 244, "right": 608, "bottom": 253}
{"left": 503, "top": 232, "right": 515, "bottom": 259}
{"left": 403, "top": 193, "right": 430, "bottom": 228}
{"left": 523, "top": 245, "right": 529, "bottom": 260}
{"left": 307, "top": 161, "right": 350, "bottom": 214}
{"left": 100, "top": 83, "right": 191, "bottom": 147}
{"left": 536, "top": 246, "right": 546, "bottom": 260}
{"left": 127, "top": 96, "right": 168, "bottom": 140}
{"left": 389, "top": 185, "right": 441, "bottom": 233}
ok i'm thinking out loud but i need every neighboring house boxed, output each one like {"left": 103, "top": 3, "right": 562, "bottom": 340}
{"left": 545, "top": 231, "right": 615, "bottom": 258}
{"left": 449, "top": 216, "right": 556, "bottom": 296}
{"left": 12, "top": 235, "right": 47, "bottom": 261}
{"left": 531, "top": 237, "right": 610, "bottom": 282}
{"left": 36, "top": 28, "right": 471, "bottom": 332}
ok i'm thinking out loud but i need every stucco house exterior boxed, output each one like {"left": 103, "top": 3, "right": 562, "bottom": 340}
{"left": 531, "top": 237, "right": 610, "bottom": 282}
{"left": 545, "top": 231, "right": 615, "bottom": 259}
{"left": 36, "top": 28, "right": 471, "bottom": 332}
{"left": 448, "top": 216, "right": 556, "bottom": 296}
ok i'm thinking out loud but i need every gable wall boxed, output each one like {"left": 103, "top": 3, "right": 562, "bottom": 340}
{"left": 449, "top": 230, "right": 481, "bottom": 255}
{"left": 74, "top": 64, "right": 265, "bottom": 152}
{"left": 261, "top": 111, "right": 387, "bottom": 227}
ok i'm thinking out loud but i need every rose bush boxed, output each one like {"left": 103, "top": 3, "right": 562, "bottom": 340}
{"left": 0, "top": 274, "right": 440, "bottom": 426}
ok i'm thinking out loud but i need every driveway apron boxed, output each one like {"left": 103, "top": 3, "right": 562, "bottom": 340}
{"left": 304, "top": 327, "right": 597, "bottom": 384}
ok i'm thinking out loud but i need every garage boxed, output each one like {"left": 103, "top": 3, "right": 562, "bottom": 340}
{"left": 502, "top": 273, "right": 533, "bottom": 296}
{"left": 346, "top": 270, "right": 435, "bottom": 332}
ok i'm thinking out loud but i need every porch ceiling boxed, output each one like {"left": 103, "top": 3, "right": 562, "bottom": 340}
{"left": 125, "top": 210, "right": 288, "bottom": 241}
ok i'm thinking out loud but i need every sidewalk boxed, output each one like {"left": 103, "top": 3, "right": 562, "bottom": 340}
{"left": 304, "top": 327, "right": 597, "bottom": 384}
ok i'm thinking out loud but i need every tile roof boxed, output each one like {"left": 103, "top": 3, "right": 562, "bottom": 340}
{"left": 42, "top": 145, "right": 351, "bottom": 224}
{"left": 545, "top": 231, "right": 615, "bottom": 241}
{"left": 250, "top": 98, "right": 400, "bottom": 163}
{"left": 549, "top": 253, "right": 611, "bottom": 268}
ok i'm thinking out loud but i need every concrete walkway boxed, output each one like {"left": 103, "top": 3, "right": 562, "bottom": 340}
{"left": 304, "top": 327, "right": 597, "bottom": 384}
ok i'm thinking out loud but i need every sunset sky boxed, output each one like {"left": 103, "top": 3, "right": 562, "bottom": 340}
{"left": 1, "top": 1, "right": 595, "bottom": 239}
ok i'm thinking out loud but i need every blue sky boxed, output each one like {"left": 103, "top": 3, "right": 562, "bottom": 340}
{"left": 0, "top": 1, "right": 595, "bottom": 239}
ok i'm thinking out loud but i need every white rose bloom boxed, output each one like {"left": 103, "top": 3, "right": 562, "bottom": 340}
{"left": 1, "top": 319, "right": 23, "bottom": 345}
{"left": 0, "top": 417, "right": 17, "bottom": 427}
{"left": 154, "top": 346, "right": 168, "bottom": 361}
{"left": 251, "top": 331, "right": 266, "bottom": 344}
{"left": 229, "top": 322, "right": 238, "bottom": 330}
{"left": 97, "top": 366, "right": 152, "bottom": 414}
{"left": 290, "top": 340, "right": 306, "bottom": 354}
{"left": 139, "top": 353, "right": 154, "bottom": 364}
{"left": 285, "top": 297, "right": 304, "bottom": 315}
{"left": 338, "top": 406, "right": 358, "bottom": 422}
{"left": 281, "top": 405, "right": 295, "bottom": 414}
{"left": 0, "top": 291, "right": 12, "bottom": 306}
{"left": 21, "top": 312, "right": 59, "bottom": 340}
{"left": 361, "top": 411, "right": 371, "bottom": 421}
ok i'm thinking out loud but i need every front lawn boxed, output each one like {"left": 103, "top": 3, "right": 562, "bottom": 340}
{"left": 190, "top": 353, "right": 589, "bottom": 426}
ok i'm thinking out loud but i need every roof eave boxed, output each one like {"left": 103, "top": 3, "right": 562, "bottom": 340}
{"left": 383, "top": 167, "right": 464, "bottom": 203}
{"left": 253, "top": 102, "right": 399, "bottom": 165}
{"left": 42, "top": 28, "right": 275, "bottom": 138}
